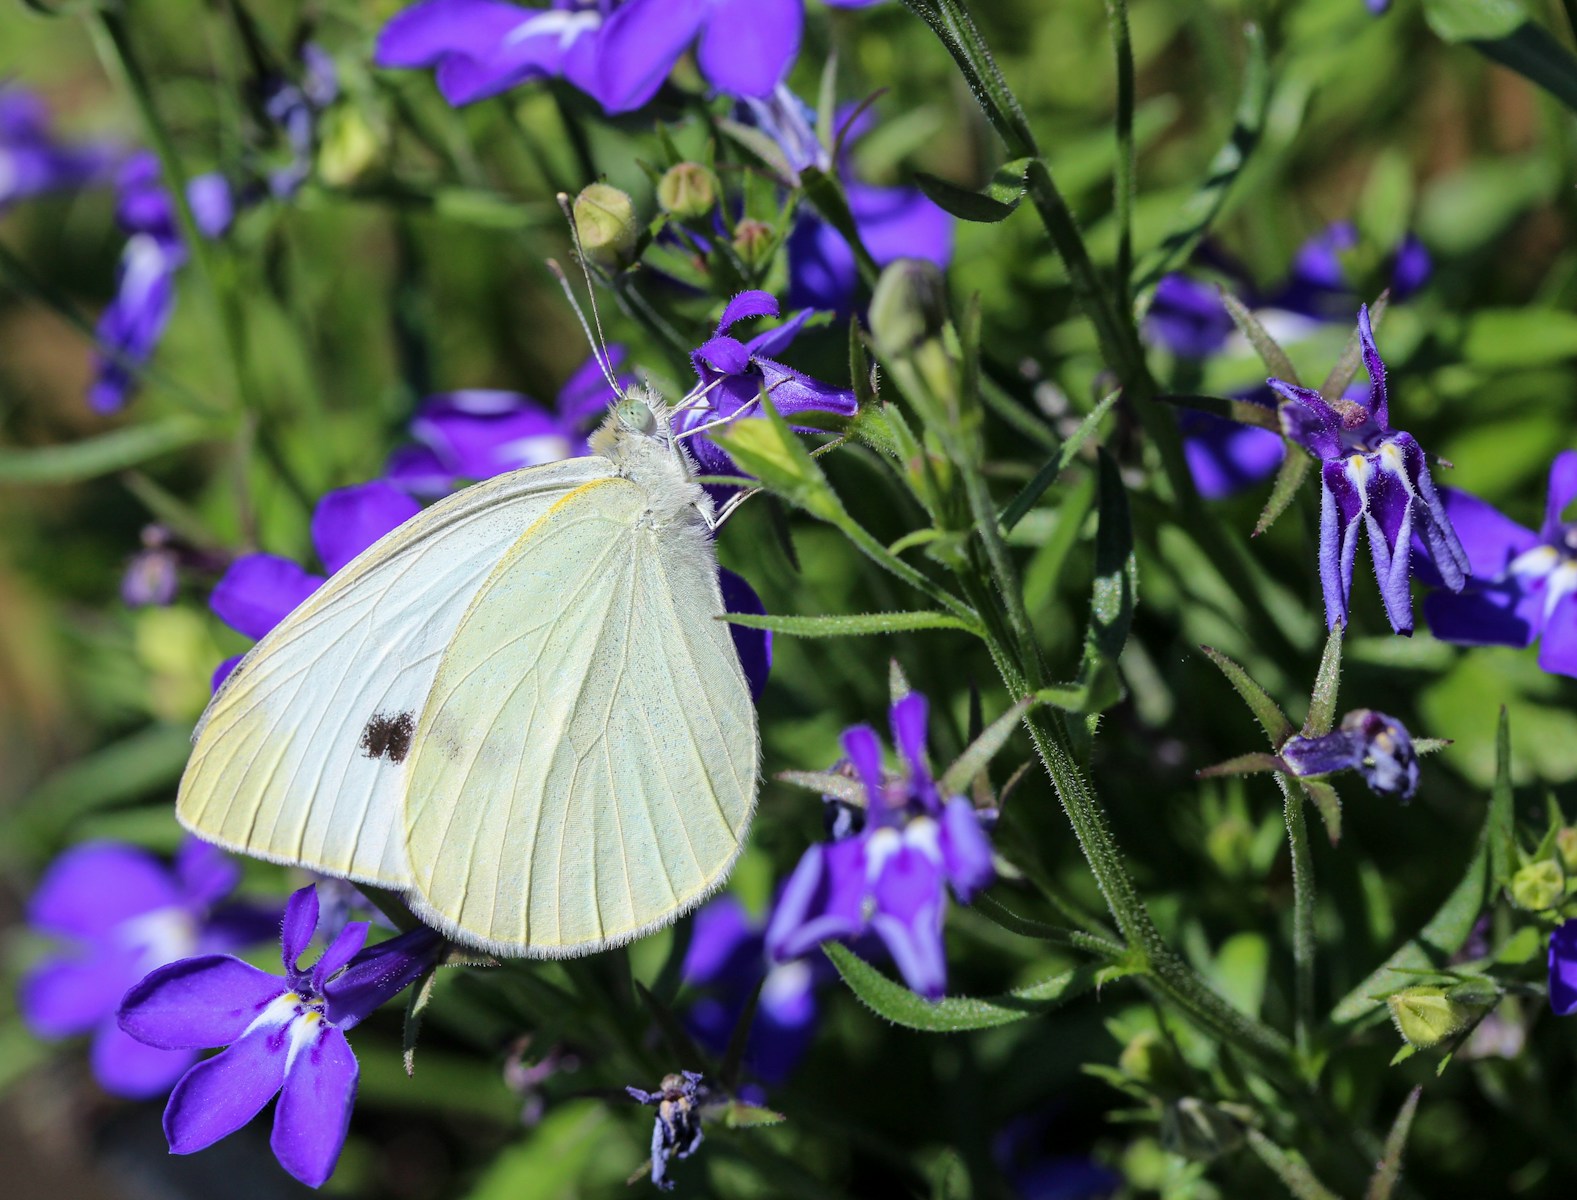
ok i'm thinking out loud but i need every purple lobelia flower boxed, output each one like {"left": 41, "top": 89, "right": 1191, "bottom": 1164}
{"left": 209, "top": 480, "right": 421, "bottom": 688}
{"left": 1267, "top": 305, "right": 1468, "bottom": 634}
{"left": 678, "top": 289, "right": 857, "bottom": 475}
{"left": 118, "top": 885, "right": 442, "bottom": 1188}
{"left": 261, "top": 43, "right": 340, "bottom": 200}
{"left": 0, "top": 85, "right": 119, "bottom": 208}
{"left": 386, "top": 348, "right": 630, "bottom": 497}
{"left": 1550, "top": 921, "right": 1577, "bottom": 1016}
{"left": 20, "top": 839, "right": 277, "bottom": 1099}
{"left": 1420, "top": 451, "right": 1577, "bottom": 676}
{"left": 1279, "top": 708, "right": 1420, "bottom": 801}
{"left": 627, "top": 1070, "right": 709, "bottom": 1190}
{"left": 682, "top": 894, "right": 819, "bottom": 1084}
{"left": 764, "top": 692, "right": 995, "bottom": 1001}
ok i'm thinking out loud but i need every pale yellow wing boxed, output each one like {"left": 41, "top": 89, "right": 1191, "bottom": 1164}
{"left": 176, "top": 457, "right": 614, "bottom": 886}
{"left": 402, "top": 475, "right": 759, "bottom": 955}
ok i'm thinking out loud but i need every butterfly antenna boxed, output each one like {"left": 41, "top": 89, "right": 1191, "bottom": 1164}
{"left": 555, "top": 192, "right": 622, "bottom": 399}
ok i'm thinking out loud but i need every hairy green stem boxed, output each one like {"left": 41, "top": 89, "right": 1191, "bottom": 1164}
{"left": 1103, "top": 0, "right": 1136, "bottom": 312}
{"left": 1277, "top": 773, "right": 1317, "bottom": 1063}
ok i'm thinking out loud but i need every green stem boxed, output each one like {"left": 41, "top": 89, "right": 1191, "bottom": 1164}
{"left": 1104, "top": 0, "right": 1136, "bottom": 311}
{"left": 1276, "top": 773, "right": 1317, "bottom": 1064}
{"left": 833, "top": 512, "right": 981, "bottom": 626}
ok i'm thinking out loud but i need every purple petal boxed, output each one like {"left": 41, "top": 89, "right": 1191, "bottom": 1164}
{"left": 23, "top": 952, "right": 142, "bottom": 1037}
{"left": 1319, "top": 466, "right": 1363, "bottom": 630}
{"left": 209, "top": 554, "right": 324, "bottom": 640}
{"left": 1391, "top": 235, "right": 1431, "bottom": 297}
{"left": 311, "top": 481, "right": 421, "bottom": 576}
{"left": 719, "top": 568, "right": 771, "bottom": 702}
{"left": 174, "top": 838, "right": 240, "bottom": 909}
{"left": 695, "top": 335, "right": 753, "bottom": 376}
{"left": 847, "top": 182, "right": 953, "bottom": 271}
{"left": 1272, "top": 381, "right": 1342, "bottom": 460}
{"left": 1544, "top": 450, "right": 1577, "bottom": 537}
{"left": 385, "top": 444, "right": 456, "bottom": 498}
{"left": 1439, "top": 488, "right": 1537, "bottom": 579}
{"left": 557, "top": 346, "right": 629, "bottom": 426}
{"left": 410, "top": 391, "right": 580, "bottom": 482}
{"left": 28, "top": 842, "right": 182, "bottom": 938}
{"left": 841, "top": 725, "right": 887, "bottom": 810}
{"left": 163, "top": 1023, "right": 289, "bottom": 1155}
{"left": 311, "top": 922, "right": 370, "bottom": 994}
{"left": 281, "top": 886, "right": 320, "bottom": 973}
{"left": 373, "top": 0, "right": 532, "bottom": 67}
{"left": 1398, "top": 435, "right": 1468, "bottom": 591}
{"left": 1280, "top": 729, "right": 1364, "bottom": 778}
{"left": 718, "top": 289, "right": 779, "bottom": 333}
{"left": 740, "top": 307, "right": 814, "bottom": 363}
{"left": 1538, "top": 594, "right": 1577, "bottom": 678}
{"left": 763, "top": 838, "right": 870, "bottom": 962}
{"left": 91, "top": 1021, "right": 196, "bottom": 1099}
{"left": 119, "top": 955, "right": 285, "bottom": 1050}
{"left": 324, "top": 926, "right": 443, "bottom": 1029}
{"left": 888, "top": 693, "right": 930, "bottom": 779}
{"left": 939, "top": 798, "right": 994, "bottom": 901}
{"left": 211, "top": 654, "right": 245, "bottom": 692}
{"left": 1144, "top": 275, "right": 1234, "bottom": 359}
{"left": 869, "top": 844, "right": 946, "bottom": 1000}
{"left": 89, "top": 233, "right": 180, "bottom": 413}
{"left": 756, "top": 358, "right": 857, "bottom": 421}
{"left": 1363, "top": 464, "right": 1415, "bottom": 634}
{"left": 696, "top": 0, "right": 802, "bottom": 98}
{"left": 272, "top": 1023, "right": 358, "bottom": 1188}
{"left": 1180, "top": 413, "right": 1284, "bottom": 500}
{"left": 1551, "top": 922, "right": 1577, "bottom": 1015}
{"left": 787, "top": 212, "right": 858, "bottom": 315}
{"left": 186, "top": 173, "right": 234, "bottom": 240}
{"left": 1357, "top": 305, "right": 1388, "bottom": 428}
{"left": 596, "top": 0, "right": 710, "bottom": 113}
{"left": 1424, "top": 581, "right": 1542, "bottom": 648}
{"left": 681, "top": 895, "right": 757, "bottom": 985}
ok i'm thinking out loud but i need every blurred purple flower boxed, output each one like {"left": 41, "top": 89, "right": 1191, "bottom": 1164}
{"left": 1280, "top": 708, "right": 1420, "bottom": 801}
{"left": 1550, "top": 921, "right": 1577, "bottom": 1016}
{"left": 682, "top": 894, "right": 819, "bottom": 1084}
{"left": 1367, "top": 1, "right": 1392, "bottom": 15}
{"left": 262, "top": 43, "right": 339, "bottom": 199}
{"left": 626, "top": 1069, "right": 709, "bottom": 1190}
{"left": 1268, "top": 305, "right": 1468, "bottom": 634}
{"left": 118, "top": 885, "right": 441, "bottom": 1188}
{"left": 1271, "top": 221, "right": 1429, "bottom": 322}
{"left": 1144, "top": 274, "right": 1236, "bottom": 360}
{"left": 679, "top": 289, "right": 857, "bottom": 475}
{"left": 1420, "top": 451, "right": 1577, "bottom": 676}
{"left": 1179, "top": 409, "right": 1286, "bottom": 503}
{"left": 764, "top": 692, "right": 995, "bottom": 1001}
{"left": 209, "top": 481, "right": 421, "bottom": 688}
{"left": 387, "top": 348, "right": 629, "bottom": 497}
{"left": 21, "top": 839, "right": 276, "bottom": 1099}
{"left": 0, "top": 85, "right": 119, "bottom": 208}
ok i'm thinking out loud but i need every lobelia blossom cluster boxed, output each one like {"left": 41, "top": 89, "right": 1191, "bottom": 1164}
{"left": 764, "top": 692, "right": 995, "bottom": 1001}
{"left": 1419, "top": 450, "right": 1577, "bottom": 678}
{"left": 118, "top": 884, "right": 443, "bottom": 1187}
{"left": 0, "top": 85, "right": 119, "bottom": 209}
{"left": 21, "top": 839, "right": 277, "bottom": 1098}
{"left": 375, "top": 0, "right": 883, "bottom": 114}
{"left": 1268, "top": 305, "right": 1468, "bottom": 635}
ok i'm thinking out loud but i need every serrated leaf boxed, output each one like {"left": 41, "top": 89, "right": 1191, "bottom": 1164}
{"left": 912, "top": 157, "right": 1032, "bottom": 223}
{"left": 1414, "top": 737, "right": 1452, "bottom": 756}
{"left": 938, "top": 697, "right": 1033, "bottom": 796}
{"left": 998, "top": 389, "right": 1119, "bottom": 533}
{"left": 1221, "top": 290, "right": 1299, "bottom": 384}
{"left": 1295, "top": 776, "right": 1343, "bottom": 845}
{"left": 722, "top": 610, "right": 978, "bottom": 637}
{"left": 1200, "top": 647, "right": 1295, "bottom": 747}
{"left": 0, "top": 416, "right": 214, "bottom": 486}
{"left": 825, "top": 942, "right": 1101, "bottom": 1031}
{"left": 718, "top": 1100, "right": 786, "bottom": 1129}
{"left": 1320, "top": 291, "right": 1389, "bottom": 402}
{"left": 1303, "top": 624, "right": 1345, "bottom": 738}
{"left": 1254, "top": 448, "right": 1311, "bottom": 536}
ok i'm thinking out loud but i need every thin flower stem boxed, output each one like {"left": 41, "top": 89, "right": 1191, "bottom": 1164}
{"left": 1104, "top": 0, "right": 1136, "bottom": 312}
{"left": 1276, "top": 773, "right": 1317, "bottom": 1064}
{"left": 835, "top": 513, "right": 981, "bottom": 626}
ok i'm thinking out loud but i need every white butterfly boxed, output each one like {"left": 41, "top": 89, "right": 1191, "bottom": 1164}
{"left": 177, "top": 376, "right": 761, "bottom": 957}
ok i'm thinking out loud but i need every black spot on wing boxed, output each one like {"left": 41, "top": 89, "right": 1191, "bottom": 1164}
{"left": 360, "top": 711, "right": 415, "bottom": 764}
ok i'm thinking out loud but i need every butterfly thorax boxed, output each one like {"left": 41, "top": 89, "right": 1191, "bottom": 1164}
{"left": 590, "top": 393, "right": 713, "bottom": 531}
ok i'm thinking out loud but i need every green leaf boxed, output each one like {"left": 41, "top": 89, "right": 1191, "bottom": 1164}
{"left": 824, "top": 942, "right": 1101, "bottom": 1031}
{"left": 777, "top": 769, "right": 865, "bottom": 805}
{"left": 16, "top": 724, "right": 194, "bottom": 845}
{"left": 1365, "top": 1086, "right": 1423, "bottom": 1200}
{"left": 1320, "top": 291, "right": 1389, "bottom": 403}
{"left": 1075, "top": 451, "right": 1138, "bottom": 714}
{"left": 939, "top": 697, "right": 1034, "bottom": 796}
{"left": 1328, "top": 709, "right": 1514, "bottom": 1025}
{"left": 711, "top": 403, "right": 844, "bottom": 523}
{"left": 1462, "top": 308, "right": 1577, "bottom": 368}
{"left": 722, "top": 610, "right": 978, "bottom": 637}
{"left": 1424, "top": 2, "right": 1577, "bottom": 114}
{"left": 896, "top": 0, "right": 1038, "bottom": 159}
{"left": 717, "top": 1100, "right": 787, "bottom": 1129}
{"left": 1295, "top": 776, "right": 1343, "bottom": 846}
{"left": 998, "top": 389, "right": 1119, "bottom": 533}
{"left": 1245, "top": 1129, "right": 1342, "bottom": 1200}
{"left": 461, "top": 1101, "right": 611, "bottom": 1200}
{"left": 1422, "top": 0, "right": 1524, "bottom": 39}
{"left": 912, "top": 158, "right": 1033, "bottom": 223}
{"left": 1196, "top": 752, "right": 1286, "bottom": 778}
{"left": 0, "top": 417, "right": 214, "bottom": 486}
{"left": 1220, "top": 290, "right": 1298, "bottom": 384}
{"left": 1157, "top": 393, "right": 1281, "bottom": 432}
{"left": 1134, "top": 24, "right": 1268, "bottom": 288}
{"left": 1303, "top": 624, "right": 1345, "bottom": 738}
{"left": 1200, "top": 647, "right": 1295, "bottom": 748}
{"left": 801, "top": 165, "right": 879, "bottom": 280}
{"left": 1254, "top": 448, "right": 1311, "bottom": 537}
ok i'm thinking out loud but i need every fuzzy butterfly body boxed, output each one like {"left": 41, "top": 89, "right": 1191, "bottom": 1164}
{"left": 177, "top": 395, "right": 759, "bottom": 956}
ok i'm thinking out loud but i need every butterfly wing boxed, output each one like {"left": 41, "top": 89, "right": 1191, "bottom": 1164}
{"left": 402, "top": 474, "right": 759, "bottom": 955}
{"left": 176, "top": 457, "right": 615, "bottom": 887}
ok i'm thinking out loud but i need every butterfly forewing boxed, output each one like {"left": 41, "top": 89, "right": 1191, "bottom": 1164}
{"left": 402, "top": 474, "right": 758, "bottom": 955}
{"left": 176, "top": 458, "right": 614, "bottom": 886}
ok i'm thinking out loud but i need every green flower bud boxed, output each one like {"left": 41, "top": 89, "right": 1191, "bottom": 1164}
{"left": 317, "top": 108, "right": 381, "bottom": 188}
{"left": 868, "top": 258, "right": 949, "bottom": 358}
{"left": 1159, "top": 1098, "right": 1244, "bottom": 1162}
{"left": 657, "top": 162, "right": 718, "bottom": 220}
{"left": 573, "top": 183, "right": 639, "bottom": 268}
{"left": 1118, "top": 1030, "right": 1188, "bottom": 1095}
{"left": 1556, "top": 827, "right": 1577, "bottom": 874}
{"left": 1387, "top": 985, "right": 1491, "bottom": 1048}
{"left": 730, "top": 218, "right": 775, "bottom": 268}
{"left": 1509, "top": 858, "right": 1565, "bottom": 912}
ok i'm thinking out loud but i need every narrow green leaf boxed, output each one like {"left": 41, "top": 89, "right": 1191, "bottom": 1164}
{"left": 802, "top": 165, "right": 879, "bottom": 281}
{"left": 1221, "top": 290, "right": 1298, "bottom": 384}
{"left": 1365, "top": 1086, "right": 1423, "bottom": 1200}
{"left": 1421, "top": 0, "right": 1524, "bottom": 40}
{"left": 718, "top": 1101, "right": 786, "bottom": 1129}
{"left": 1200, "top": 647, "right": 1295, "bottom": 747}
{"left": 1196, "top": 752, "right": 1286, "bottom": 778}
{"left": 1468, "top": 23, "right": 1577, "bottom": 116}
{"left": 912, "top": 158, "right": 1033, "bottom": 223}
{"left": 1295, "top": 776, "right": 1343, "bottom": 845}
{"left": 1245, "top": 1129, "right": 1342, "bottom": 1200}
{"left": 402, "top": 968, "right": 441, "bottom": 1077}
{"left": 897, "top": 0, "right": 1038, "bottom": 159}
{"left": 17, "top": 724, "right": 194, "bottom": 843}
{"left": 1320, "top": 291, "right": 1389, "bottom": 402}
{"left": 723, "top": 610, "right": 977, "bottom": 637}
{"left": 777, "top": 769, "right": 865, "bottom": 805}
{"left": 1157, "top": 392, "right": 1281, "bottom": 431}
{"left": 1303, "top": 623, "right": 1345, "bottom": 737}
{"left": 718, "top": 978, "right": 763, "bottom": 1090}
{"left": 824, "top": 942, "right": 1099, "bottom": 1031}
{"left": 1075, "top": 451, "right": 1138, "bottom": 714}
{"left": 815, "top": 50, "right": 839, "bottom": 154}
{"left": 999, "top": 389, "right": 1119, "bottom": 533}
{"left": 716, "top": 118, "right": 798, "bottom": 184}
{"left": 1134, "top": 24, "right": 1268, "bottom": 288}
{"left": 0, "top": 417, "right": 214, "bottom": 486}
{"left": 1488, "top": 706, "right": 1516, "bottom": 887}
{"left": 1254, "top": 448, "right": 1311, "bottom": 537}
{"left": 938, "top": 697, "right": 1033, "bottom": 796}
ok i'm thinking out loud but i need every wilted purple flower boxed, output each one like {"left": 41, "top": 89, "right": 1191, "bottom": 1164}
{"left": 682, "top": 895, "right": 818, "bottom": 1084}
{"left": 1280, "top": 708, "right": 1420, "bottom": 801}
{"left": 21, "top": 839, "right": 275, "bottom": 1099}
{"left": 1268, "top": 305, "right": 1468, "bottom": 634}
{"left": 626, "top": 1070, "right": 709, "bottom": 1191}
{"left": 0, "top": 85, "right": 119, "bottom": 207}
{"left": 764, "top": 692, "right": 995, "bottom": 1001}
{"left": 1420, "top": 451, "right": 1577, "bottom": 677}
{"left": 679, "top": 289, "right": 857, "bottom": 475}
{"left": 118, "top": 885, "right": 441, "bottom": 1188}
{"left": 1550, "top": 922, "right": 1577, "bottom": 1016}
{"left": 386, "top": 348, "right": 629, "bottom": 497}
{"left": 209, "top": 480, "right": 421, "bottom": 687}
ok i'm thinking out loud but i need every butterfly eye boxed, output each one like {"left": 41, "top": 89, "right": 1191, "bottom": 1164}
{"left": 614, "top": 395, "right": 656, "bottom": 434}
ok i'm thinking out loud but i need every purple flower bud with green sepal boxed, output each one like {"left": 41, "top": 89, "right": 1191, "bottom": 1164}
{"left": 764, "top": 692, "right": 995, "bottom": 1001}
{"left": 1280, "top": 708, "right": 1420, "bottom": 801}
{"left": 626, "top": 1069, "right": 709, "bottom": 1191}
{"left": 118, "top": 885, "right": 442, "bottom": 1188}
{"left": 1268, "top": 305, "right": 1469, "bottom": 634}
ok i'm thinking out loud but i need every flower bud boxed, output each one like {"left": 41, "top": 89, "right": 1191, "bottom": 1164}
{"left": 1387, "top": 984, "right": 1490, "bottom": 1048}
{"left": 1509, "top": 859, "right": 1565, "bottom": 912}
{"left": 573, "top": 183, "right": 639, "bottom": 268}
{"left": 1159, "top": 1098, "right": 1243, "bottom": 1162}
{"left": 317, "top": 107, "right": 381, "bottom": 187}
{"left": 1280, "top": 708, "right": 1419, "bottom": 801}
{"left": 869, "top": 258, "right": 949, "bottom": 358}
{"left": 657, "top": 162, "right": 718, "bottom": 220}
{"left": 730, "top": 218, "right": 774, "bottom": 268}
{"left": 1118, "top": 1030, "right": 1188, "bottom": 1094}
{"left": 1556, "top": 827, "right": 1577, "bottom": 874}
